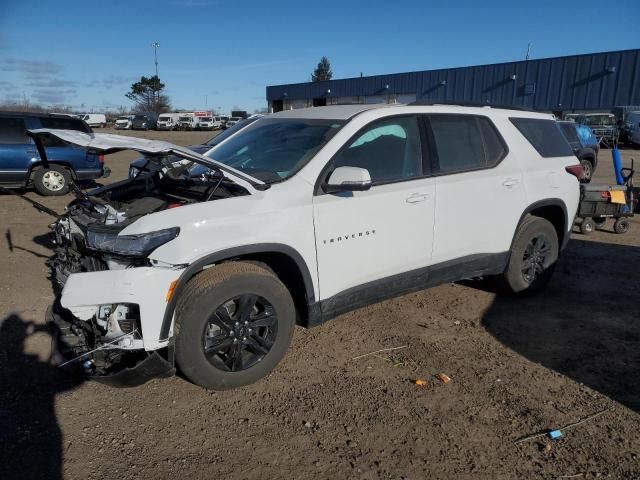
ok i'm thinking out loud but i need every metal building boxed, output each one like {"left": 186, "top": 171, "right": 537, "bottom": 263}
{"left": 266, "top": 48, "right": 640, "bottom": 115}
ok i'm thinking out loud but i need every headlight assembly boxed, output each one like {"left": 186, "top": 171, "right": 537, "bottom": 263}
{"left": 86, "top": 227, "right": 180, "bottom": 257}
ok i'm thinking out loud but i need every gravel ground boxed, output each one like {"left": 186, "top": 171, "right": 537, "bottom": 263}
{"left": 1, "top": 128, "right": 639, "bottom": 479}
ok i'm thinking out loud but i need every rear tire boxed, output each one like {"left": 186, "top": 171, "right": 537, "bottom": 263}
{"left": 174, "top": 262, "right": 296, "bottom": 390}
{"left": 32, "top": 165, "right": 71, "bottom": 196}
{"left": 580, "top": 159, "right": 593, "bottom": 183}
{"left": 500, "top": 216, "right": 559, "bottom": 295}
{"left": 613, "top": 218, "right": 630, "bottom": 234}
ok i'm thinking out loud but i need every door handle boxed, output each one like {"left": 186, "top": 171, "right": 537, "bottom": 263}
{"left": 406, "top": 193, "right": 430, "bottom": 203}
{"left": 502, "top": 178, "right": 519, "bottom": 188}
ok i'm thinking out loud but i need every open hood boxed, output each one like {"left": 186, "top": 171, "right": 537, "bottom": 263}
{"left": 26, "top": 129, "right": 265, "bottom": 190}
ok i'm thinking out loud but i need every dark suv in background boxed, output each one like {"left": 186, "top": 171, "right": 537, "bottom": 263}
{"left": 0, "top": 112, "right": 105, "bottom": 195}
{"left": 131, "top": 114, "right": 157, "bottom": 130}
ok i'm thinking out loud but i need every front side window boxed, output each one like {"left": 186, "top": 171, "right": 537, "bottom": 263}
{"left": 209, "top": 118, "right": 344, "bottom": 183}
{"left": 331, "top": 116, "right": 421, "bottom": 184}
{"left": 0, "top": 117, "right": 29, "bottom": 144}
{"left": 429, "top": 115, "right": 506, "bottom": 173}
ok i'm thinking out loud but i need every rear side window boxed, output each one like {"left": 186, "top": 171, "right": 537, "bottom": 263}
{"left": 510, "top": 118, "right": 573, "bottom": 157}
{"left": 0, "top": 117, "right": 29, "bottom": 144}
{"left": 428, "top": 115, "right": 506, "bottom": 174}
{"left": 40, "top": 117, "right": 91, "bottom": 133}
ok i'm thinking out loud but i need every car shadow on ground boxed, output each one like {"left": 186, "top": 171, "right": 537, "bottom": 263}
{"left": 0, "top": 314, "right": 84, "bottom": 480}
{"left": 477, "top": 238, "right": 640, "bottom": 412}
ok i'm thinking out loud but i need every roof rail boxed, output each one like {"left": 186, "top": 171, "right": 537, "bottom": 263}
{"left": 407, "top": 100, "right": 535, "bottom": 112}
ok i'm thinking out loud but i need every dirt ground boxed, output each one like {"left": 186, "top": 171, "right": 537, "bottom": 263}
{"left": 1, "top": 128, "right": 639, "bottom": 479}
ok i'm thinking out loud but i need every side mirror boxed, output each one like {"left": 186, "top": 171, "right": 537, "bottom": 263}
{"left": 325, "top": 166, "right": 372, "bottom": 193}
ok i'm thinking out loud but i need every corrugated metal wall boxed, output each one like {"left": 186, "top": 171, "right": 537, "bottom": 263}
{"left": 267, "top": 49, "right": 640, "bottom": 111}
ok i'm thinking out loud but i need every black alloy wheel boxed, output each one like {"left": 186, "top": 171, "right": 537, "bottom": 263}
{"left": 202, "top": 294, "right": 278, "bottom": 372}
{"left": 521, "top": 234, "right": 553, "bottom": 285}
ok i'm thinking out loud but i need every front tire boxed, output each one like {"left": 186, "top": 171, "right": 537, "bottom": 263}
{"left": 501, "top": 216, "right": 559, "bottom": 294}
{"left": 32, "top": 165, "right": 71, "bottom": 196}
{"left": 174, "top": 262, "right": 296, "bottom": 390}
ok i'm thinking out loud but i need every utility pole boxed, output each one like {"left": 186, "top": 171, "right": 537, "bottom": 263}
{"left": 525, "top": 42, "right": 532, "bottom": 61}
{"left": 152, "top": 42, "right": 160, "bottom": 77}
{"left": 151, "top": 42, "right": 160, "bottom": 104}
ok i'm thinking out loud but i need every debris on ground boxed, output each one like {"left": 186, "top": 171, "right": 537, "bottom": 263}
{"left": 514, "top": 408, "right": 612, "bottom": 446}
{"left": 435, "top": 373, "right": 451, "bottom": 384}
{"left": 414, "top": 379, "right": 428, "bottom": 386}
{"left": 351, "top": 345, "right": 408, "bottom": 360}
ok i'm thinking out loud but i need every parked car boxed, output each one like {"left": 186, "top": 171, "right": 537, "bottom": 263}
{"left": 196, "top": 116, "right": 215, "bottom": 130}
{"left": 219, "top": 116, "right": 229, "bottom": 128}
{"left": 43, "top": 104, "right": 580, "bottom": 389}
{"left": 225, "top": 116, "right": 242, "bottom": 128}
{"left": 131, "top": 114, "right": 157, "bottom": 130}
{"left": 0, "top": 112, "right": 105, "bottom": 195}
{"left": 114, "top": 115, "right": 133, "bottom": 130}
{"left": 558, "top": 121, "right": 599, "bottom": 182}
{"left": 574, "top": 113, "right": 618, "bottom": 145}
{"left": 619, "top": 111, "right": 640, "bottom": 146}
{"left": 128, "top": 114, "right": 264, "bottom": 178}
{"left": 78, "top": 113, "right": 107, "bottom": 128}
{"left": 156, "top": 113, "right": 181, "bottom": 131}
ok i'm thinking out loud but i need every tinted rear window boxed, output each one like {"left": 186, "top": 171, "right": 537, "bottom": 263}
{"left": 0, "top": 117, "right": 29, "bottom": 144}
{"left": 510, "top": 118, "right": 573, "bottom": 158}
{"left": 559, "top": 123, "right": 579, "bottom": 143}
{"left": 40, "top": 116, "right": 91, "bottom": 133}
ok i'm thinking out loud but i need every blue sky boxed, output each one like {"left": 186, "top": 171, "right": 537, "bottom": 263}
{"left": 0, "top": 0, "right": 638, "bottom": 113}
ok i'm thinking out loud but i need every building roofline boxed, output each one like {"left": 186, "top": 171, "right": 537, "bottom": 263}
{"left": 267, "top": 48, "right": 640, "bottom": 89}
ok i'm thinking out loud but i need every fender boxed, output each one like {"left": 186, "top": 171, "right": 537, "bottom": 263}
{"left": 158, "top": 243, "right": 316, "bottom": 341}
{"left": 510, "top": 198, "right": 570, "bottom": 253}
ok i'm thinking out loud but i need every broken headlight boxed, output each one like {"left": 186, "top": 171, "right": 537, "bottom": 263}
{"left": 86, "top": 227, "right": 180, "bottom": 257}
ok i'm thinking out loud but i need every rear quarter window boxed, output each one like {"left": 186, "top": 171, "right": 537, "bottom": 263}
{"left": 510, "top": 118, "right": 573, "bottom": 158}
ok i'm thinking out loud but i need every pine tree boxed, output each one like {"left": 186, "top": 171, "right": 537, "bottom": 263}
{"left": 311, "top": 57, "right": 333, "bottom": 82}
{"left": 125, "top": 75, "right": 171, "bottom": 115}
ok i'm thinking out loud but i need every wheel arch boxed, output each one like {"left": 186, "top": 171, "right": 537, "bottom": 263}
{"left": 159, "top": 243, "right": 316, "bottom": 341}
{"left": 29, "top": 161, "right": 77, "bottom": 180}
{"left": 512, "top": 199, "right": 569, "bottom": 251}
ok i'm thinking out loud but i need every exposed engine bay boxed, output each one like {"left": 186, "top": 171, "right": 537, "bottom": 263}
{"left": 27, "top": 128, "right": 261, "bottom": 385}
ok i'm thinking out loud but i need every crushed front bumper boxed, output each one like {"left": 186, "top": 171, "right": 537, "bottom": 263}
{"left": 60, "top": 266, "right": 185, "bottom": 351}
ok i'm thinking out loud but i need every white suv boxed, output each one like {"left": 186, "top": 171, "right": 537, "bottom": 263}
{"left": 37, "top": 104, "right": 581, "bottom": 390}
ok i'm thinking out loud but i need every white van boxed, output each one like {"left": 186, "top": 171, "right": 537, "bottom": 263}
{"left": 624, "top": 111, "right": 640, "bottom": 145}
{"left": 115, "top": 115, "right": 133, "bottom": 130}
{"left": 79, "top": 113, "right": 107, "bottom": 128}
{"left": 177, "top": 113, "right": 196, "bottom": 130}
{"left": 156, "top": 113, "right": 182, "bottom": 131}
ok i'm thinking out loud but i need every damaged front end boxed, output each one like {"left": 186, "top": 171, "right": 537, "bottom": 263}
{"left": 31, "top": 128, "right": 262, "bottom": 386}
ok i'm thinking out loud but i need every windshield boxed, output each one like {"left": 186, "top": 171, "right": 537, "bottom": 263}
{"left": 206, "top": 118, "right": 344, "bottom": 183}
{"left": 179, "top": 116, "right": 192, "bottom": 122}
{"left": 133, "top": 115, "right": 146, "bottom": 121}
{"left": 116, "top": 117, "right": 129, "bottom": 121}
{"left": 205, "top": 116, "right": 260, "bottom": 146}
{"left": 158, "top": 116, "right": 171, "bottom": 122}
{"left": 221, "top": 116, "right": 229, "bottom": 121}
{"left": 200, "top": 117, "right": 212, "bottom": 122}
{"left": 579, "top": 115, "right": 615, "bottom": 126}
{"left": 229, "top": 117, "right": 241, "bottom": 122}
